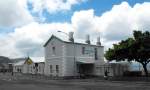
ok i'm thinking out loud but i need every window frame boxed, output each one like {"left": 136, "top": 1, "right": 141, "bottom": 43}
{"left": 82, "top": 47, "right": 85, "bottom": 55}
{"left": 56, "top": 65, "right": 59, "bottom": 73}
{"left": 52, "top": 46, "right": 56, "bottom": 55}
{"left": 94, "top": 48, "right": 98, "bottom": 60}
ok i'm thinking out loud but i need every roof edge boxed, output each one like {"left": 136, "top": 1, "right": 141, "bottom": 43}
{"left": 43, "top": 35, "right": 64, "bottom": 47}
{"left": 43, "top": 34, "right": 104, "bottom": 47}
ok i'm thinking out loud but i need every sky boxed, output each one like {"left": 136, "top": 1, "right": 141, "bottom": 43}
{"left": 0, "top": 0, "right": 150, "bottom": 58}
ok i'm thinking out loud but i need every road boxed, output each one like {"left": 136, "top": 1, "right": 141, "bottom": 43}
{"left": 0, "top": 73, "right": 150, "bottom": 90}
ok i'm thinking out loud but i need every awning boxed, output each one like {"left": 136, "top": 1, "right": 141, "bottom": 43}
{"left": 76, "top": 59, "right": 95, "bottom": 64}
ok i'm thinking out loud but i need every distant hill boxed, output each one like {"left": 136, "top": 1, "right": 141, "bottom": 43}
{"left": 0, "top": 56, "right": 12, "bottom": 63}
{"left": 10, "top": 58, "right": 27, "bottom": 63}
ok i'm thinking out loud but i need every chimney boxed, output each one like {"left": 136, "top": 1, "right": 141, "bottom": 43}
{"left": 96, "top": 36, "right": 101, "bottom": 46}
{"left": 85, "top": 34, "right": 90, "bottom": 44}
{"left": 69, "top": 32, "right": 74, "bottom": 42}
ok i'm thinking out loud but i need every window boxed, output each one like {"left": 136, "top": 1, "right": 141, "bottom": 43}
{"left": 56, "top": 65, "right": 59, "bottom": 73}
{"left": 82, "top": 47, "right": 85, "bottom": 55}
{"left": 50, "top": 65, "right": 53, "bottom": 73}
{"left": 52, "top": 47, "right": 56, "bottom": 55}
{"left": 94, "top": 48, "right": 98, "bottom": 60}
{"left": 17, "top": 68, "right": 19, "bottom": 72}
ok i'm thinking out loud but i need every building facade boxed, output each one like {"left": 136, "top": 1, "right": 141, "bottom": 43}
{"left": 22, "top": 57, "right": 45, "bottom": 75}
{"left": 44, "top": 33, "right": 105, "bottom": 77}
{"left": 13, "top": 60, "right": 25, "bottom": 73}
{"left": 13, "top": 57, "right": 45, "bottom": 75}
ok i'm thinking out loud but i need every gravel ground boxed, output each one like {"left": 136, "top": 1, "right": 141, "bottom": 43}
{"left": 0, "top": 73, "right": 150, "bottom": 90}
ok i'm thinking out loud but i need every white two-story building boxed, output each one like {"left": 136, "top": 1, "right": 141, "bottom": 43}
{"left": 44, "top": 32, "right": 105, "bottom": 77}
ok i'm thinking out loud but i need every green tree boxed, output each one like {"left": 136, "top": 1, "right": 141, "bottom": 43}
{"left": 105, "top": 31, "right": 150, "bottom": 77}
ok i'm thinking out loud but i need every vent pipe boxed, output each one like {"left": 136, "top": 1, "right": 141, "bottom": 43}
{"left": 85, "top": 34, "right": 90, "bottom": 44}
{"left": 96, "top": 36, "right": 101, "bottom": 46}
{"left": 69, "top": 32, "right": 74, "bottom": 42}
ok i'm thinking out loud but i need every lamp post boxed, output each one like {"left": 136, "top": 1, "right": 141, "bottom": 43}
{"left": 57, "top": 31, "right": 76, "bottom": 77}
{"left": 58, "top": 31, "right": 69, "bottom": 36}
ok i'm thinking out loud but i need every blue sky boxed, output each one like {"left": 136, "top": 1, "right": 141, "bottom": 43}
{"left": 0, "top": 0, "right": 149, "bottom": 33}
{"left": 27, "top": 0, "right": 149, "bottom": 23}
{"left": 0, "top": 0, "right": 150, "bottom": 57}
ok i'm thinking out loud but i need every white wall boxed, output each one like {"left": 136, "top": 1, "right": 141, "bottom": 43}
{"left": 44, "top": 38, "right": 64, "bottom": 76}
{"left": 37, "top": 63, "right": 45, "bottom": 74}
{"left": 22, "top": 63, "right": 45, "bottom": 75}
{"left": 22, "top": 64, "right": 28, "bottom": 74}
{"left": 64, "top": 43, "right": 105, "bottom": 76}
{"left": 44, "top": 37, "right": 105, "bottom": 77}
{"left": 13, "top": 65, "right": 23, "bottom": 73}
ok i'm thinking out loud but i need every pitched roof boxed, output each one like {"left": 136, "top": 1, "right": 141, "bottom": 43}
{"left": 13, "top": 57, "right": 45, "bottom": 66}
{"left": 30, "top": 57, "right": 45, "bottom": 63}
{"left": 44, "top": 34, "right": 103, "bottom": 47}
{"left": 11, "top": 58, "right": 28, "bottom": 63}
{"left": 44, "top": 35, "right": 64, "bottom": 47}
{"left": 14, "top": 60, "right": 25, "bottom": 66}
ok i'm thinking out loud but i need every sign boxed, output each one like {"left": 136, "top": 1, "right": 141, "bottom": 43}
{"left": 84, "top": 48, "right": 94, "bottom": 56}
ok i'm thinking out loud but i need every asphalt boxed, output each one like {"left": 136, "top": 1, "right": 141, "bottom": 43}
{"left": 0, "top": 73, "right": 150, "bottom": 90}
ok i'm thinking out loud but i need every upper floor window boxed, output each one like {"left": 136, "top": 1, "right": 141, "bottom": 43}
{"left": 56, "top": 65, "right": 59, "bottom": 73}
{"left": 52, "top": 46, "right": 56, "bottom": 55}
{"left": 94, "top": 48, "right": 98, "bottom": 60}
{"left": 82, "top": 47, "right": 85, "bottom": 55}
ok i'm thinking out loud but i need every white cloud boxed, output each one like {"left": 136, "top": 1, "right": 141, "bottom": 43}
{"left": 0, "top": 0, "right": 87, "bottom": 27}
{"left": 0, "top": 0, "right": 33, "bottom": 28}
{"left": 1, "top": 1, "right": 150, "bottom": 58}
{"left": 71, "top": 1, "right": 150, "bottom": 49}
{"left": 0, "top": 22, "right": 73, "bottom": 58}
{"left": 28, "top": 0, "right": 86, "bottom": 14}
{"left": 100, "top": 2, "right": 150, "bottom": 41}
{"left": 0, "top": 34, "right": 22, "bottom": 57}
{"left": 71, "top": 9, "right": 99, "bottom": 39}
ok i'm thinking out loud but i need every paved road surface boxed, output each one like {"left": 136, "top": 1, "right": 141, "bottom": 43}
{"left": 0, "top": 73, "right": 150, "bottom": 90}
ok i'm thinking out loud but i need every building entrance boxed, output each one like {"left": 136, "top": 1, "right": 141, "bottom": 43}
{"left": 77, "top": 64, "right": 94, "bottom": 77}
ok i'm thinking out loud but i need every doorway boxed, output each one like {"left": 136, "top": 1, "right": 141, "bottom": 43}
{"left": 77, "top": 64, "right": 94, "bottom": 77}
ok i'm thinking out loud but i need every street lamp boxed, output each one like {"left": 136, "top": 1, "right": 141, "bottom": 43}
{"left": 57, "top": 31, "right": 76, "bottom": 77}
{"left": 58, "top": 31, "right": 69, "bottom": 36}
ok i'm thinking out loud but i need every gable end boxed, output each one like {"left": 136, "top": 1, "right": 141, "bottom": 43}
{"left": 43, "top": 35, "right": 64, "bottom": 47}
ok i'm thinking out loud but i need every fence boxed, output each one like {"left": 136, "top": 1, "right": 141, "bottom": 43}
{"left": 1, "top": 72, "right": 150, "bottom": 81}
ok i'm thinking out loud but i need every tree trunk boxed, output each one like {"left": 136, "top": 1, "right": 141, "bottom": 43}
{"left": 142, "top": 63, "right": 148, "bottom": 77}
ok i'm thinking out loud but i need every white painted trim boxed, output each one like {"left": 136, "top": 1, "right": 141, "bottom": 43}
{"left": 46, "top": 56, "right": 104, "bottom": 60}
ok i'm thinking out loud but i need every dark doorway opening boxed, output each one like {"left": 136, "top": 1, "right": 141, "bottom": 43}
{"left": 77, "top": 64, "right": 94, "bottom": 78}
